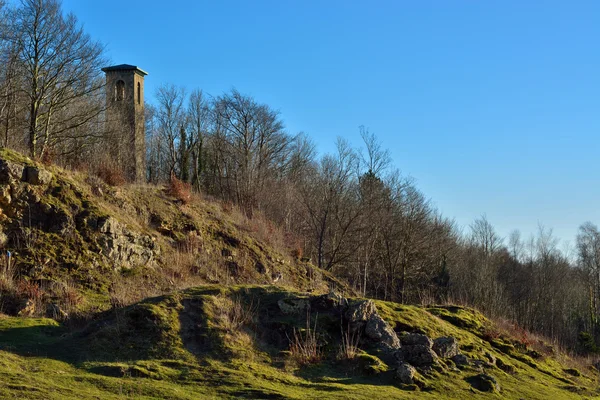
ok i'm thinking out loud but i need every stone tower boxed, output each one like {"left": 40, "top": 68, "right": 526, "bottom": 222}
{"left": 102, "top": 64, "right": 148, "bottom": 182}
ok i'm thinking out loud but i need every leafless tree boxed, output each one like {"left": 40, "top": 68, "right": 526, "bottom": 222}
{"left": 11, "top": 0, "right": 106, "bottom": 159}
{"left": 154, "top": 84, "right": 186, "bottom": 178}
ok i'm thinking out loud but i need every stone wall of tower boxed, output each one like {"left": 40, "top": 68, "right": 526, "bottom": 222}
{"left": 104, "top": 69, "right": 146, "bottom": 182}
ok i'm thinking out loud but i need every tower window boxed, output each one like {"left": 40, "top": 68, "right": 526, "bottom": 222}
{"left": 115, "top": 80, "right": 125, "bottom": 101}
{"left": 137, "top": 82, "right": 141, "bottom": 105}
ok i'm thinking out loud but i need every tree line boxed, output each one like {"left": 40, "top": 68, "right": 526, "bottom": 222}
{"left": 1, "top": 0, "right": 600, "bottom": 354}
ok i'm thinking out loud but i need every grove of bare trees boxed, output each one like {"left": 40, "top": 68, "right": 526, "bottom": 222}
{"left": 2, "top": 0, "right": 600, "bottom": 356}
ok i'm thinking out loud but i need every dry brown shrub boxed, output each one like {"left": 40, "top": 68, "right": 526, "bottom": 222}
{"left": 290, "top": 238, "right": 303, "bottom": 260}
{"left": 167, "top": 175, "right": 192, "bottom": 204}
{"left": 221, "top": 201, "right": 234, "bottom": 214}
{"left": 58, "top": 281, "right": 84, "bottom": 312}
{"left": 481, "top": 326, "right": 501, "bottom": 342}
{"left": 16, "top": 280, "right": 45, "bottom": 302}
{"left": 97, "top": 164, "right": 126, "bottom": 186}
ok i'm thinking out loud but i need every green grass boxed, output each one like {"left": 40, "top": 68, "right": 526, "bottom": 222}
{"left": 0, "top": 286, "right": 599, "bottom": 399}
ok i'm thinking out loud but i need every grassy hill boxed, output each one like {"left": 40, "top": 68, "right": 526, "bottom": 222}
{"left": 0, "top": 285, "right": 598, "bottom": 399}
{"left": 0, "top": 149, "right": 598, "bottom": 399}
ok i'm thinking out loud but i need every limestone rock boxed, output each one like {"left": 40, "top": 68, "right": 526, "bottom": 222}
{"left": 466, "top": 373, "right": 500, "bottom": 393}
{"left": 395, "top": 361, "right": 416, "bottom": 385}
{"left": 311, "top": 290, "right": 347, "bottom": 310}
{"left": 46, "top": 303, "right": 68, "bottom": 321}
{"left": 17, "top": 299, "right": 36, "bottom": 317}
{"left": 401, "top": 332, "right": 433, "bottom": 348}
{"left": 0, "top": 159, "right": 24, "bottom": 184}
{"left": 0, "top": 185, "right": 11, "bottom": 205}
{"left": 432, "top": 336, "right": 460, "bottom": 358}
{"left": 365, "top": 313, "right": 400, "bottom": 348}
{"left": 345, "top": 299, "right": 377, "bottom": 333}
{"left": 97, "top": 217, "right": 158, "bottom": 270}
{"left": 452, "top": 353, "right": 470, "bottom": 366}
{"left": 23, "top": 166, "right": 52, "bottom": 185}
{"left": 277, "top": 297, "right": 308, "bottom": 314}
{"left": 397, "top": 344, "right": 438, "bottom": 367}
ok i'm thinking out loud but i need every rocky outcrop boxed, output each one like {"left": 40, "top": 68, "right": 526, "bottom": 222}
{"left": 400, "top": 333, "right": 433, "bottom": 347}
{"left": 432, "top": 336, "right": 460, "bottom": 358}
{"left": 345, "top": 299, "right": 401, "bottom": 349}
{"left": 397, "top": 343, "right": 438, "bottom": 367}
{"left": 277, "top": 297, "right": 309, "bottom": 314}
{"left": 452, "top": 353, "right": 469, "bottom": 366}
{"left": 0, "top": 159, "right": 24, "bottom": 184}
{"left": 365, "top": 313, "right": 400, "bottom": 348}
{"left": 466, "top": 373, "right": 500, "bottom": 393}
{"left": 97, "top": 217, "right": 158, "bottom": 270}
{"left": 395, "top": 361, "right": 416, "bottom": 385}
{"left": 16, "top": 299, "right": 35, "bottom": 317}
{"left": 23, "top": 166, "right": 52, "bottom": 185}
{"left": 345, "top": 299, "right": 377, "bottom": 332}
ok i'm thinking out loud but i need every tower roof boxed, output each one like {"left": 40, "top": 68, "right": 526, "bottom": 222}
{"left": 102, "top": 64, "right": 148, "bottom": 76}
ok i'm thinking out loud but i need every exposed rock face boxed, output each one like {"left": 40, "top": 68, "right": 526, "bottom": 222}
{"left": 0, "top": 159, "right": 24, "bottom": 184}
{"left": 495, "top": 358, "right": 515, "bottom": 374}
{"left": 345, "top": 299, "right": 400, "bottom": 348}
{"left": 23, "top": 166, "right": 52, "bottom": 185}
{"left": 17, "top": 299, "right": 35, "bottom": 317}
{"left": 395, "top": 361, "right": 416, "bottom": 384}
{"left": 277, "top": 297, "right": 308, "bottom": 314}
{"left": 46, "top": 303, "right": 68, "bottom": 321}
{"left": 97, "top": 217, "right": 158, "bottom": 270}
{"left": 345, "top": 299, "right": 377, "bottom": 332}
{"left": 365, "top": 313, "right": 401, "bottom": 348}
{"left": 452, "top": 353, "right": 469, "bottom": 366}
{"left": 311, "top": 291, "right": 347, "bottom": 310}
{"left": 401, "top": 333, "right": 433, "bottom": 348}
{"left": 467, "top": 373, "right": 500, "bottom": 392}
{"left": 395, "top": 333, "right": 439, "bottom": 367}
{"left": 432, "top": 336, "right": 460, "bottom": 358}
{"left": 397, "top": 344, "right": 438, "bottom": 367}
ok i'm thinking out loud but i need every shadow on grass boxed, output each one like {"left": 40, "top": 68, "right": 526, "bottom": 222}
{"left": 0, "top": 285, "right": 399, "bottom": 398}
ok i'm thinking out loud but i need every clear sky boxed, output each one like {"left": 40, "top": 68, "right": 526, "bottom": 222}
{"left": 59, "top": 0, "right": 600, "bottom": 247}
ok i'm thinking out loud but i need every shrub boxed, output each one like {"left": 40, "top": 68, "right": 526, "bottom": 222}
{"left": 482, "top": 327, "right": 501, "bottom": 342}
{"left": 167, "top": 175, "right": 192, "bottom": 205}
{"left": 221, "top": 201, "right": 233, "bottom": 214}
{"left": 16, "top": 280, "right": 44, "bottom": 302}
{"left": 97, "top": 164, "right": 125, "bottom": 186}
{"left": 291, "top": 242, "right": 303, "bottom": 260}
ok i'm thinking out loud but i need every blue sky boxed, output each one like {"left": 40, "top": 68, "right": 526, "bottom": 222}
{"left": 60, "top": 0, "right": 600, "bottom": 247}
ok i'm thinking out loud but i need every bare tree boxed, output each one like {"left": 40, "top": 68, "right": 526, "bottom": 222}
{"left": 188, "top": 88, "right": 210, "bottom": 190}
{"left": 212, "top": 88, "right": 289, "bottom": 213}
{"left": 577, "top": 222, "right": 600, "bottom": 341}
{"left": 11, "top": 0, "right": 106, "bottom": 159}
{"left": 154, "top": 84, "right": 186, "bottom": 178}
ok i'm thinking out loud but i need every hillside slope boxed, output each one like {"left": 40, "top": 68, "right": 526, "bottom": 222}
{"left": 0, "top": 150, "right": 598, "bottom": 399}
{"left": 0, "top": 148, "right": 341, "bottom": 315}
{"left": 0, "top": 285, "right": 598, "bottom": 399}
